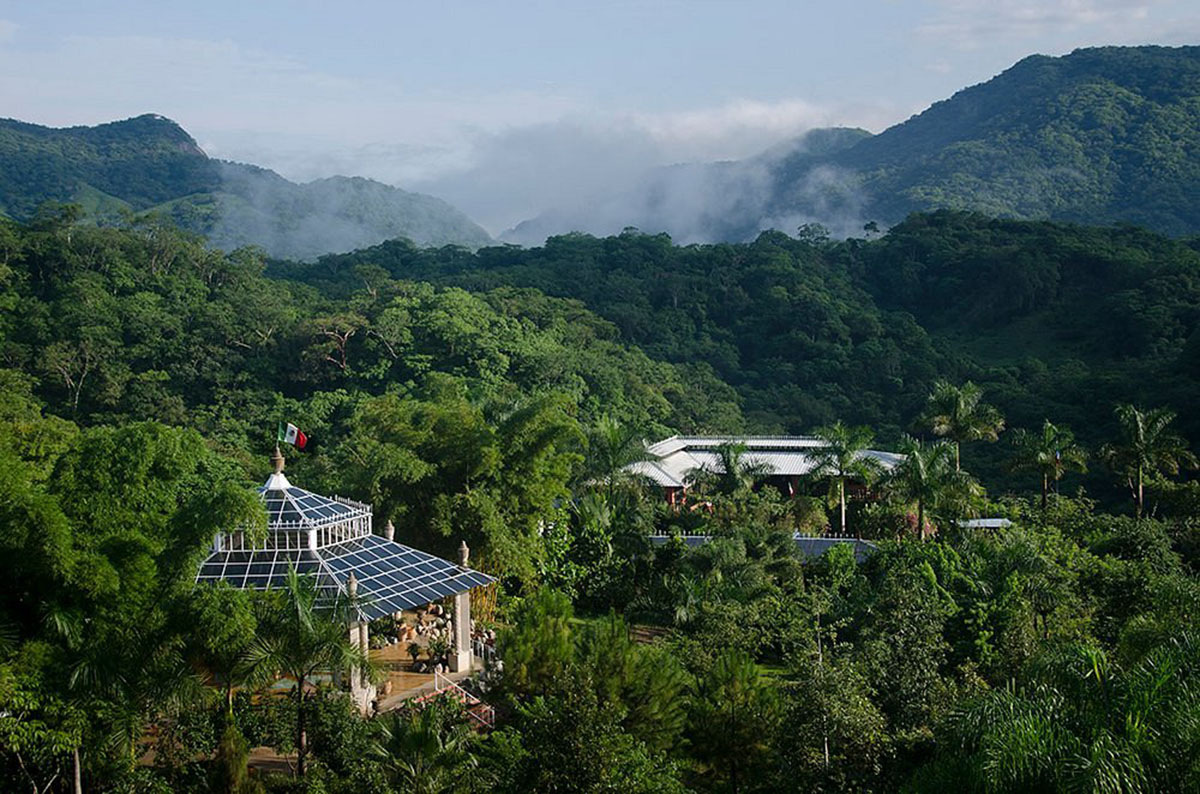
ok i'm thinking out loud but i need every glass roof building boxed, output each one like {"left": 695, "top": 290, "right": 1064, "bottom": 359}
{"left": 195, "top": 457, "right": 494, "bottom": 621}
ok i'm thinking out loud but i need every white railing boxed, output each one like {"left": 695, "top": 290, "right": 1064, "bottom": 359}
{"left": 426, "top": 671, "right": 495, "bottom": 729}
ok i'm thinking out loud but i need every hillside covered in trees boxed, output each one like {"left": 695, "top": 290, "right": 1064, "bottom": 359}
{"left": 302, "top": 211, "right": 1200, "bottom": 498}
{"left": 508, "top": 46, "right": 1200, "bottom": 243}
{"left": 3, "top": 212, "right": 1200, "bottom": 792}
{"left": 0, "top": 115, "right": 492, "bottom": 259}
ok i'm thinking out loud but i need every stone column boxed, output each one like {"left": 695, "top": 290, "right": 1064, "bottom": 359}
{"left": 449, "top": 541, "right": 473, "bottom": 673}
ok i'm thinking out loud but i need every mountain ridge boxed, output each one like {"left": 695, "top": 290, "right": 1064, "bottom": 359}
{"left": 0, "top": 113, "right": 493, "bottom": 258}
{"left": 506, "top": 45, "right": 1200, "bottom": 243}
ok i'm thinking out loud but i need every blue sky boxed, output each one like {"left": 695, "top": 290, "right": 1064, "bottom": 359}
{"left": 0, "top": 1, "right": 1196, "bottom": 231}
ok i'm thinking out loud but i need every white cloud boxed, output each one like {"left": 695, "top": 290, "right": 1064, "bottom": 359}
{"left": 413, "top": 97, "right": 898, "bottom": 235}
{"left": 918, "top": 0, "right": 1170, "bottom": 49}
{"left": 0, "top": 29, "right": 900, "bottom": 237}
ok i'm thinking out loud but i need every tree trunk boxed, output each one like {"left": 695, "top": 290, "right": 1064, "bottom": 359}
{"left": 1136, "top": 465, "right": 1144, "bottom": 518}
{"left": 817, "top": 614, "right": 830, "bottom": 769}
{"left": 954, "top": 442, "right": 961, "bottom": 472}
{"left": 918, "top": 501, "right": 926, "bottom": 541}
{"left": 839, "top": 478, "right": 846, "bottom": 535}
{"left": 1041, "top": 473, "right": 1048, "bottom": 510}
{"left": 296, "top": 682, "right": 306, "bottom": 778}
{"left": 73, "top": 747, "right": 82, "bottom": 794}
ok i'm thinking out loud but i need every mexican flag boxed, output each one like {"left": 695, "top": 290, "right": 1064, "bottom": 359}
{"left": 277, "top": 422, "right": 308, "bottom": 450}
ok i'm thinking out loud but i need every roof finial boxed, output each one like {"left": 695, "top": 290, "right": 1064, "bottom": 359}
{"left": 459, "top": 540, "right": 470, "bottom": 566}
{"left": 271, "top": 444, "right": 285, "bottom": 475}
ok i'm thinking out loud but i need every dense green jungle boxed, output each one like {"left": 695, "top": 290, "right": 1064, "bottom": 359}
{"left": 3, "top": 208, "right": 1200, "bottom": 792}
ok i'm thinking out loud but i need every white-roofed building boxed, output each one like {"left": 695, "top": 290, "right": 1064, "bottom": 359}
{"left": 627, "top": 435, "right": 903, "bottom": 505}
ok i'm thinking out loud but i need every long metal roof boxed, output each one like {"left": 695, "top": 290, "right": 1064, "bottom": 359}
{"left": 649, "top": 532, "right": 878, "bottom": 562}
{"left": 631, "top": 435, "right": 903, "bottom": 488}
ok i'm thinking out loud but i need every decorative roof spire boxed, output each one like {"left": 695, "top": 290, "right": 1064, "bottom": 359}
{"left": 459, "top": 540, "right": 470, "bottom": 566}
{"left": 271, "top": 444, "right": 285, "bottom": 474}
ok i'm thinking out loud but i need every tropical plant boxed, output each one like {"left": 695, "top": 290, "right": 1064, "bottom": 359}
{"left": 811, "top": 422, "right": 883, "bottom": 535}
{"left": 245, "top": 566, "right": 369, "bottom": 777}
{"left": 370, "top": 702, "right": 478, "bottom": 794}
{"left": 584, "top": 415, "right": 650, "bottom": 506}
{"left": 924, "top": 380, "right": 1005, "bottom": 470}
{"left": 1010, "top": 420, "right": 1089, "bottom": 509}
{"left": 1100, "top": 404, "right": 1197, "bottom": 517}
{"left": 688, "top": 441, "right": 775, "bottom": 497}
{"left": 931, "top": 634, "right": 1200, "bottom": 792}
{"left": 886, "top": 437, "right": 982, "bottom": 537}
{"left": 70, "top": 625, "right": 209, "bottom": 769}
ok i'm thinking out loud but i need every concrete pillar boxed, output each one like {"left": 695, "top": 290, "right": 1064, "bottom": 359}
{"left": 346, "top": 574, "right": 376, "bottom": 714}
{"left": 450, "top": 541, "right": 473, "bottom": 673}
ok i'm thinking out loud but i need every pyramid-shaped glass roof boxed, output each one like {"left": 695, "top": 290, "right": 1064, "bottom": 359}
{"left": 195, "top": 465, "right": 493, "bottom": 620}
{"left": 259, "top": 471, "right": 367, "bottom": 528}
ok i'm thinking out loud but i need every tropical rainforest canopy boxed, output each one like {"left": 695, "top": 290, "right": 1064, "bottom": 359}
{"left": 2, "top": 208, "right": 1200, "bottom": 792}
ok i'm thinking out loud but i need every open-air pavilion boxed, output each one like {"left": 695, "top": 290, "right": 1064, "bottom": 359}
{"left": 195, "top": 449, "right": 495, "bottom": 714}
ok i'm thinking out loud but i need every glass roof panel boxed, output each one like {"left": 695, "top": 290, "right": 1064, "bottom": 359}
{"left": 197, "top": 519, "right": 494, "bottom": 620}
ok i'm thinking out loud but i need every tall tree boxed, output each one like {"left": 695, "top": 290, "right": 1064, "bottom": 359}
{"left": 188, "top": 583, "right": 258, "bottom": 724}
{"left": 1100, "top": 404, "right": 1197, "bottom": 517}
{"left": 924, "top": 380, "right": 1005, "bottom": 470}
{"left": 496, "top": 588, "right": 574, "bottom": 699}
{"left": 811, "top": 422, "right": 883, "bottom": 536}
{"left": 583, "top": 415, "right": 649, "bottom": 507}
{"left": 689, "top": 648, "right": 781, "bottom": 794}
{"left": 245, "top": 567, "right": 368, "bottom": 778}
{"left": 886, "top": 438, "right": 980, "bottom": 538}
{"left": 1011, "top": 420, "right": 1088, "bottom": 509}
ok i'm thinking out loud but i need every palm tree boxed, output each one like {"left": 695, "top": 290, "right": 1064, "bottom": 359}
{"left": 811, "top": 422, "right": 883, "bottom": 536}
{"left": 1100, "top": 404, "right": 1197, "bottom": 517}
{"left": 370, "top": 702, "right": 479, "bottom": 794}
{"left": 246, "top": 566, "right": 369, "bottom": 777}
{"left": 886, "top": 437, "right": 981, "bottom": 539}
{"left": 583, "top": 415, "right": 648, "bottom": 506}
{"left": 688, "top": 441, "right": 774, "bottom": 497}
{"left": 924, "top": 380, "right": 1005, "bottom": 470}
{"left": 70, "top": 624, "right": 208, "bottom": 770}
{"left": 1011, "top": 420, "right": 1088, "bottom": 509}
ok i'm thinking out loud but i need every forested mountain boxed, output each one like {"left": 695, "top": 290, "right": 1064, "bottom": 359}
{"left": 0, "top": 114, "right": 492, "bottom": 258}
{"left": 507, "top": 45, "right": 1200, "bottom": 243}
